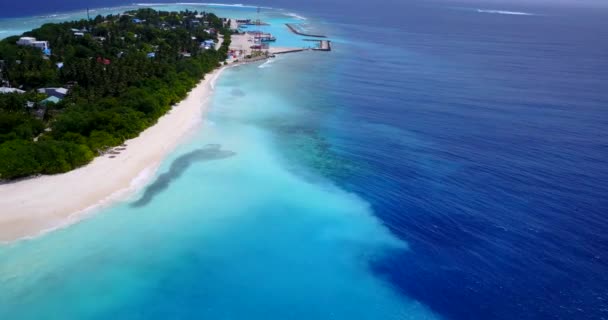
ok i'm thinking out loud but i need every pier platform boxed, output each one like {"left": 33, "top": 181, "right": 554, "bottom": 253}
{"left": 315, "top": 40, "right": 331, "bottom": 51}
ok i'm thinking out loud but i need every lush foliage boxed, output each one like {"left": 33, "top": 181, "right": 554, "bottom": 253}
{"left": 0, "top": 9, "right": 231, "bottom": 179}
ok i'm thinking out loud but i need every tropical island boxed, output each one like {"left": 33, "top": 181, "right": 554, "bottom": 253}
{"left": 0, "top": 6, "right": 332, "bottom": 241}
{"left": 0, "top": 8, "right": 232, "bottom": 180}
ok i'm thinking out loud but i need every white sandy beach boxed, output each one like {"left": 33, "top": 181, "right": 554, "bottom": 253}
{"left": 0, "top": 67, "right": 226, "bottom": 242}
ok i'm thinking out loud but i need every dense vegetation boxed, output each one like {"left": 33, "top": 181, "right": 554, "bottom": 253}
{"left": 0, "top": 9, "right": 231, "bottom": 179}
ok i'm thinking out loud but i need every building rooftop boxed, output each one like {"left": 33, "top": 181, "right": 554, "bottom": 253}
{"left": 38, "top": 87, "right": 68, "bottom": 97}
{"left": 0, "top": 87, "right": 25, "bottom": 94}
{"left": 41, "top": 96, "right": 61, "bottom": 104}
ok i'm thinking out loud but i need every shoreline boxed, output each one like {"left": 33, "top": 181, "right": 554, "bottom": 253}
{"left": 0, "top": 66, "right": 228, "bottom": 243}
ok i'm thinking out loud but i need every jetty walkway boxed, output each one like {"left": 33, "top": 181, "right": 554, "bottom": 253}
{"left": 285, "top": 24, "right": 327, "bottom": 38}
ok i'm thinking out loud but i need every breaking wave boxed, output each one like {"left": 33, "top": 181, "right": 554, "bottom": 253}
{"left": 258, "top": 58, "right": 276, "bottom": 69}
{"left": 285, "top": 12, "right": 307, "bottom": 20}
{"left": 477, "top": 9, "right": 534, "bottom": 16}
{"left": 134, "top": 3, "right": 273, "bottom": 9}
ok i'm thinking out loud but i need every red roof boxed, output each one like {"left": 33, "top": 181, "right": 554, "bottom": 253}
{"left": 96, "top": 57, "right": 111, "bottom": 65}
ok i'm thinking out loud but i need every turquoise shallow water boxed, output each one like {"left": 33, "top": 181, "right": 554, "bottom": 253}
{"left": 0, "top": 8, "right": 438, "bottom": 319}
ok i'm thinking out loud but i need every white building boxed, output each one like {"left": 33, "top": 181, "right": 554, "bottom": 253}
{"left": 0, "top": 87, "right": 25, "bottom": 94}
{"left": 16, "top": 37, "right": 50, "bottom": 51}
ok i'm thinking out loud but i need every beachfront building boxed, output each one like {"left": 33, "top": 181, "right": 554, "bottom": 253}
{"left": 16, "top": 37, "right": 50, "bottom": 51}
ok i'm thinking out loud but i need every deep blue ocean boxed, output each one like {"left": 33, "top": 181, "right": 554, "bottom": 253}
{"left": 1, "top": 1, "right": 608, "bottom": 319}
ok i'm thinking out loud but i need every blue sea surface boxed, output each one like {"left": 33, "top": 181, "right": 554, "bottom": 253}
{"left": 1, "top": 1, "right": 608, "bottom": 320}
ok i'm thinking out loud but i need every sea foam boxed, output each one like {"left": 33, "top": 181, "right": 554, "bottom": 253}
{"left": 476, "top": 9, "right": 534, "bottom": 16}
{"left": 258, "top": 58, "right": 276, "bottom": 69}
{"left": 134, "top": 3, "right": 273, "bottom": 9}
{"left": 285, "top": 12, "right": 307, "bottom": 20}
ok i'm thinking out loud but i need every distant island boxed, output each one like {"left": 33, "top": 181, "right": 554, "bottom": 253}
{"left": 0, "top": 8, "right": 231, "bottom": 180}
